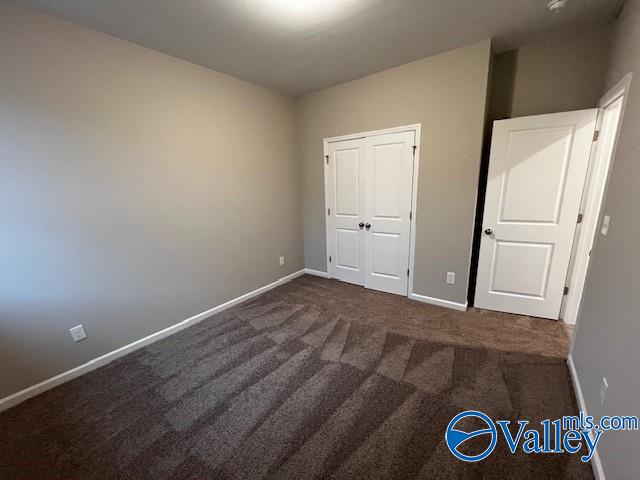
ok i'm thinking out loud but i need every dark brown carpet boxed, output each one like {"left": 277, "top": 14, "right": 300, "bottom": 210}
{"left": 0, "top": 275, "right": 593, "bottom": 479}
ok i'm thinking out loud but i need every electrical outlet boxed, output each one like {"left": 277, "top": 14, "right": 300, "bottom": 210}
{"left": 600, "top": 377, "right": 608, "bottom": 405}
{"left": 69, "top": 325, "right": 87, "bottom": 343}
{"left": 279, "top": 256, "right": 285, "bottom": 266}
{"left": 446, "top": 272, "right": 456, "bottom": 285}
{"left": 601, "top": 215, "right": 611, "bottom": 236}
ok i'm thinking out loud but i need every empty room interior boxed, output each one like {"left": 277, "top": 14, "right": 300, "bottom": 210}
{"left": 1, "top": 0, "right": 639, "bottom": 478}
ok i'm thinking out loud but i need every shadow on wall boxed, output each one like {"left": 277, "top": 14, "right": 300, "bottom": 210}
{"left": 488, "top": 50, "right": 519, "bottom": 121}
{"left": 468, "top": 50, "right": 519, "bottom": 305}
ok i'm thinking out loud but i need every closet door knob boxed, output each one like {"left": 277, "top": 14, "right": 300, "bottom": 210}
{"left": 358, "top": 222, "right": 365, "bottom": 229}
{"left": 365, "top": 223, "right": 371, "bottom": 230}
{"left": 484, "top": 228, "right": 493, "bottom": 235}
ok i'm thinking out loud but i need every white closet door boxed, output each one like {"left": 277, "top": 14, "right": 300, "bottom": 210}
{"left": 326, "top": 138, "right": 366, "bottom": 286}
{"left": 363, "top": 131, "right": 415, "bottom": 295}
{"left": 474, "top": 110, "right": 597, "bottom": 319}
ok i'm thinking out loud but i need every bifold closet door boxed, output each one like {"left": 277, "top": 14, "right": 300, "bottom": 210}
{"left": 326, "top": 138, "right": 366, "bottom": 286}
{"left": 326, "top": 130, "right": 415, "bottom": 295}
{"left": 362, "top": 131, "right": 415, "bottom": 295}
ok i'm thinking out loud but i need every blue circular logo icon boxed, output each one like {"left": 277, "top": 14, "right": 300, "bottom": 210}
{"left": 445, "top": 410, "right": 497, "bottom": 462}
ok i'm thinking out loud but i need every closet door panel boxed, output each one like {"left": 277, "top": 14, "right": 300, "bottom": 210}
{"left": 363, "top": 131, "right": 415, "bottom": 295}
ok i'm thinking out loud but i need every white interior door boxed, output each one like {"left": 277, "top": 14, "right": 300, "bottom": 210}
{"left": 326, "top": 138, "right": 365, "bottom": 286}
{"left": 363, "top": 131, "right": 415, "bottom": 295}
{"left": 475, "top": 110, "right": 598, "bottom": 319}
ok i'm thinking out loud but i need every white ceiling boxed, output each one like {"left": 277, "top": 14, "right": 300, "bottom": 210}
{"left": 11, "top": 0, "right": 622, "bottom": 95}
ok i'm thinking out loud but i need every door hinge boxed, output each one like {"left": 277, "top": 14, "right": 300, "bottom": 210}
{"left": 412, "top": 145, "right": 417, "bottom": 156}
{"left": 407, "top": 269, "right": 410, "bottom": 277}
{"left": 564, "top": 286, "right": 569, "bottom": 295}
{"left": 593, "top": 130, "right": 600, "bottom": 142}
{"left": 329, "top": 256, "right": 332, "bottom": 263}
{"left": 327, "top": 208, "right": 330, "bottom": 215}
{"left": 577, "top": 213, "right": 583, "bottom": 224}
{"left": 325, "top": 155, "right": 329, "bottom": 164}
{"left": 409, "top": 211, "right": 412, "bottom": 220}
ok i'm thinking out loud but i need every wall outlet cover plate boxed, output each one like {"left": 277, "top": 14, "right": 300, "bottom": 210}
{"left": 69, "top": 325, "right": 87, "bottom": 342}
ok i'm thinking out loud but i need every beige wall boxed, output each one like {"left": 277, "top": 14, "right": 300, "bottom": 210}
{"left": 490, "top": 26, "right": 612, "bottom": 120}
{"left": 571, "top": 2, "right": 640, "bottom": 479}
{"left": 0, "top": 3, "right": 303, "bottom": 398}
{"left": 297, "top": 40, "right": 491, "bottom": 305}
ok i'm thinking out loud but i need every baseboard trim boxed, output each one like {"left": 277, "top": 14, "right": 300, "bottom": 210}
{"left": 304, "top": 268, "right": 330, "bottom": 278}
{"left": 567, "top": 354, "right": 606, "bottom": 480}
{"left": 0, "top": 268, "right": 306, "bottom": 413}
{"left": 408, "top": 292, "right": 468, "bottom": 312}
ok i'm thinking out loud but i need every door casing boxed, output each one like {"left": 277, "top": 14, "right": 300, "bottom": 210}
{"left": 323, "top": 124, "right": 421, "bottom": 298}
{"left": 562, "top": 73, "right": 633, "bottom": 326}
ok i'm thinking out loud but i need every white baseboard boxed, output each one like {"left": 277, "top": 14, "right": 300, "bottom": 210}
{"left": 567, "top": 354, "right": 606, "bottom": 480}
{"left": 304, "top": 268, "right": 330, "bottom": 278}
{"left": 305, "top": 274, "right": 468, "bottom": 314}
{"left": 408, "top": 292, "right": 468, "bottom": 312}
{"left": 0, "top": 268, "right": 306, "bottom": 413}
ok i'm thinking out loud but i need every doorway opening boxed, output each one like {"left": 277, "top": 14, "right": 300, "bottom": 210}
{"left": 472, "top": 74, "right": 631, "bottom": 323}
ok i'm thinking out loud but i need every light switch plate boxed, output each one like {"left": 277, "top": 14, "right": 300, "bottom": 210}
{"left": 600, "top": 377, "right": 609, "bottom": 405}
{"left": 601, "top": 215, "right": 611, "bottom": 236}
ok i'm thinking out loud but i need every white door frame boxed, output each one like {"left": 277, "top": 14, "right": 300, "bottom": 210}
{"left": 323, "top": 124, "right": 421, "bottom": 298}
{"left": 562, "top": 73, "right": 633, "bottom": 325}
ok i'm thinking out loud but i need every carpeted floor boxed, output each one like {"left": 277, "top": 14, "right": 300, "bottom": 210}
{"left": 0, "top": 275, "right": 593, "bottom": 479}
